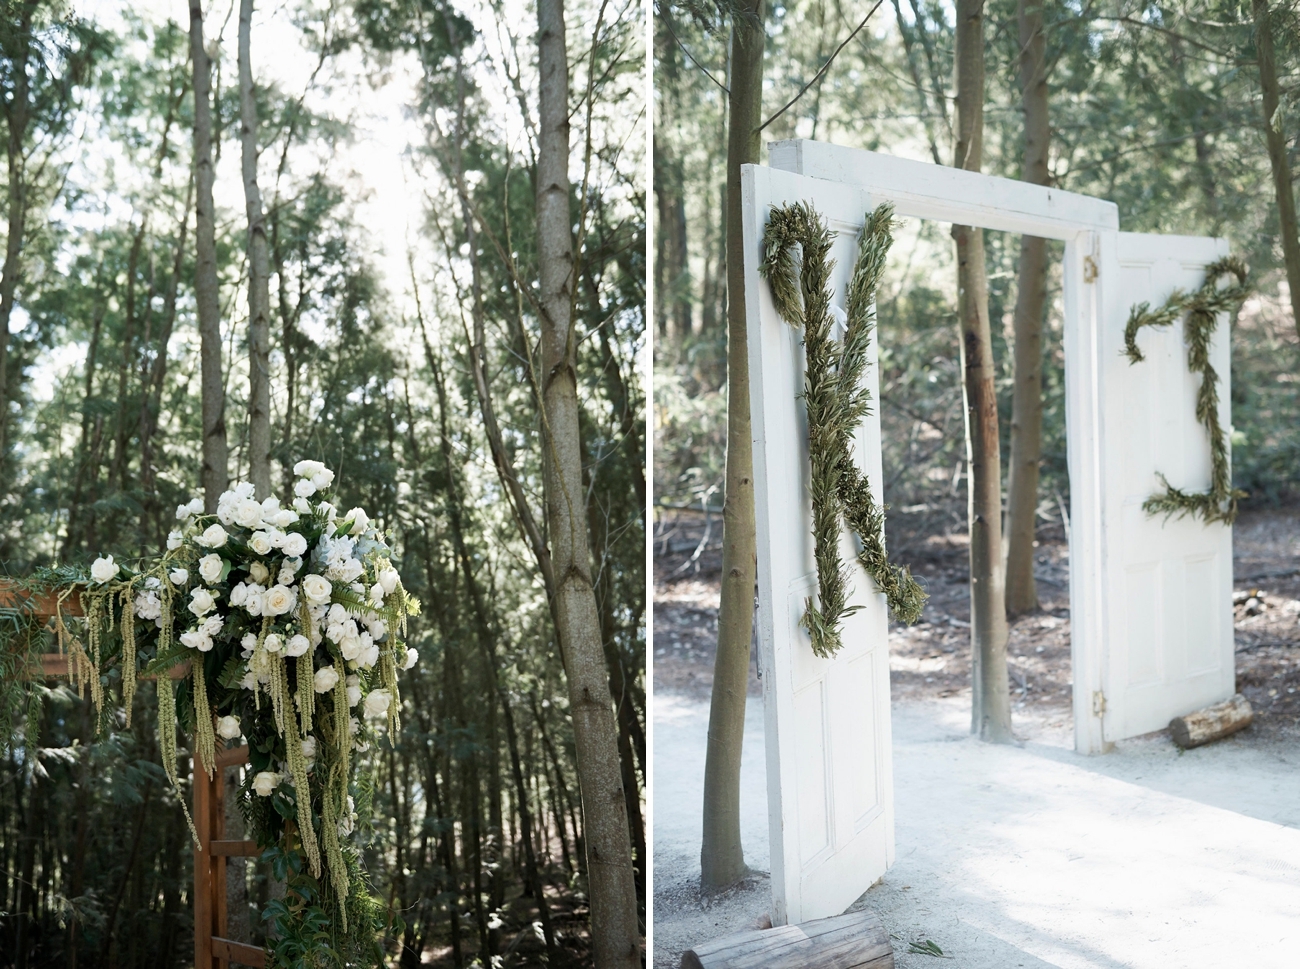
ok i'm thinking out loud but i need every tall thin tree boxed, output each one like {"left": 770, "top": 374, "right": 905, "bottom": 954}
{"left": 535, "top": 0, "right": 640, "bottom": 961}
{"left": 952, "top": 0, "right": 1012, "bottom": 741}
{"left": 190, "top": 0, "right": 229, "bottom": 509}
{"left": 1004, "top": 0, "right": 1050, "bottom": 615}
{"left": 240, "top": 0, "right": 272, "bottom": 497}
{"left": 701, "top": 0, "right": 765, "bottom": 891}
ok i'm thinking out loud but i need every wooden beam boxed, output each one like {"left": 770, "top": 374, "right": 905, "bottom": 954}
{"left": 210, "top": 840, "right": 261, "bottom": 857}
{"left": 681, "top": 910, "right": 894, "bottom": 969}
{"left": 211, "top": 937, "right": 266, "bottom": 967}
{"left": 29, "top": 653, "right": 191, "bottom": 681}
{"left": 0, "top": 580, "right": 85, "bottom": 619}
{"left": 215, "top": 744, "right": 250, "bottom": 768}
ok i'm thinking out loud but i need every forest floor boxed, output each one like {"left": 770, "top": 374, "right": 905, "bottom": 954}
{"left": 651, "top": 501, "right": 1300, "bottom": 968}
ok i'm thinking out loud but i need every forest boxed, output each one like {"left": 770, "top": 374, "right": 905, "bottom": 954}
{"left": 0, "top": 0, "right": 644, "bottom": 967}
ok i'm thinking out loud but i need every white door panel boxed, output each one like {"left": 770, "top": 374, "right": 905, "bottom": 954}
{"left": 1100, "top": 233, "right": 1235, "bottom": 742}
{"left": 742, "top": 163, "right": 894, "bottom": 926}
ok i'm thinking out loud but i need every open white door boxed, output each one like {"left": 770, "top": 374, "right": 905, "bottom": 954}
{"left": 741, "top": 163, "right": 894, "bottom": 927}
{"left": 1096, "top": 233, "right": 1236, "bottom": 742}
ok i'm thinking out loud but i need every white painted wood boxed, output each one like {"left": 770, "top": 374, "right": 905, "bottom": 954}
{"left": 1097, "top": 233, "right": 1236, "bottom": 741}
{"left": 742, "top": 164, "right": 895, "bottom": 927}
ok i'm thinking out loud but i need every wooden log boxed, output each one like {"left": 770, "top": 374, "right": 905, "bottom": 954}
{"left": 1169, "top": 693, "right": 1253, "bottom": 749}
{"left": 681, "top": 910, "right": 893, "bottom": 969}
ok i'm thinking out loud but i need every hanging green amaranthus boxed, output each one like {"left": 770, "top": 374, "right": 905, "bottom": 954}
{"left": 1124, "top": 257, "right": 1249, "bottom": 525}
{"left": 760, "top": 201, "right": 926, "bottom": 658}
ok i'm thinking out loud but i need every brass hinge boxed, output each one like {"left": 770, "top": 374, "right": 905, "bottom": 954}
{"left": 1083, "top": 256, "right": 1099, "bottom": 283}
{"left": 1092, "top": 690, "right": 1107, "bottom": 717}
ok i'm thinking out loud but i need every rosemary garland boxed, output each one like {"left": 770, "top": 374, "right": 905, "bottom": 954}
{"left": 1123, "top": 256, "right": 1249, "bottom": 525}
{"left": 760, "top": 201, "right": 926, "bottom": 658}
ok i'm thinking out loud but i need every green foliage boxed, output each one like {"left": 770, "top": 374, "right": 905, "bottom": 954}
{"left": 760, "top": 201, "right": 926, "bottom": 657}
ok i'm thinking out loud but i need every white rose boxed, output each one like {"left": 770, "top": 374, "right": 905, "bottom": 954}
{"left": 198, "top": 554, "right": 223, "bottom": 585}
{"left": 232, "top": 498, "right": 261, "bottom": 529}
{"left": 363, "top": 688, "right": 391, "bottom": 720}
{"left": 277, "top": 567, "right": 296, "bottom": 587}
{"left": 263, "top": 633, "right": 283, "bottom": 653}
{"left": 133, "top": 591, "right": 161, "bottom": 621}
{"left": 357, "top": 644, "right": 380, "bottom": 669}
{"left": 90, "top": 555, "right": 119, "bottom": 584}
{"left": 202, "top": 614, "right": 224, "bottom": 636}
{"left": 176, "top": 503, "right": 191, "bottom": 521}
{"left": 294, "top": 459, "right": 327, "bottom": 478}
{"left": 327, "top": 603, "right": 347, "bottom": 625}
{"left": 313, "top": 666, "right": 340, "bottom": 693}
{"left": 293, "top": 496, "right": 312, "bottom": 514}
{"left": 261, "top": 495, "right": 281, "bottom": 514}
{"left": 284, "top": 634, "right": 311, "bottom": 657}
{"left": 280, "top": 532, "right": 308, "bottom": 558}
{"left": 339, "top": 635, "right": 364, "bottom": 661}
{"left": 187, "top": 497, "right": 206, "bottom": 517}
{"left": 273, "top": 509, "right": 299, "bottom": 528}
{"left": 250, "top": 648, "right": 272, "bottom": 675}
{"left": 243, "top": 589, "right": 264, "bottom": 616}
{"left": 253, "top": 771, "right": 281, "bottom": 796}
{"left": 241, "top": 632, "right": 258, "bottom": 653}
{"left": 367, "top": 618, "right": 388, "bottom": 639}
{"left": 369, "top": 582, "right": 386, "bottom": 605}
{"left": 300, "top": 736, "right": 317, "bottom": 759}
{"left": 199, "top": 524, "right": 228, "bottom": 548}
{"left": 167, "top": 530, "right": 183, "bottom": 550}
{"left": 180, "top": 629, "right": 213, "bottom": 652}
{"left": 240, "top": 670, "right": 259, "bottom": 691}
{"left": 312, "top": 468, "right": 335, "bottom": 491}
{"left": 294, "top": 478, "right": 317, "bottom": 498}
{"left": 216, "top": 715, "right": 241, "bottom": 740}
{"left": 301, "top": 574, "right": 332, "bottom": 605}
{"left": 402, "top": 648, "right": 419, "bottom": 670}
{"left": 346, "top": 683, "right": 361, "bottom": 707}
{"left": 248, "top": 532, "right": 274, "bottom": 556}
{"left": 189, "top": 588, "right": 216, "bottom": 617}
{"left": 345, "top": 508, "right": 369, "bottom": 533}
{"left": 263, "top": 585, "right": 296, "bottom": 616}
{"left": 169, "top": 567, "right": 189, "bottom": 586}
{"left": 249, "top": 561, "right": 270, "bottom": 584}
{"left": 230, "top": 583, "right": 248, "bottom": 607}
{"left": 378, "top": 568, "right": 399, "bottom": 595}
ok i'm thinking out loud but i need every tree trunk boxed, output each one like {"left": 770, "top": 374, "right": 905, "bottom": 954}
{"left": 952, "top": 0, "right": 1012, "bottom": 742}
{"left": 239, "top": 0, "right": 272, "bottom": 497}
{"left": 1004, "top": 0, "right": 1050, "bottom": 617}
{"left": 701, "top": 0, "right": 764, "bottom": 892}
{"left": 535, "top": 0, "right": 640, "bottom": 960}
{"left": 190, "top": 0, "right": 229, "bottom": 510}
{"left": 1252, "top": 0, "right": 1300, "bottom": 340}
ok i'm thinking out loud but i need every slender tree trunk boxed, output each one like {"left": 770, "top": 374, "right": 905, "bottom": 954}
{"left": 535, "top": 0, "right": 639, "bottom": 958}
{"left": 952, "top": 0, "right": 1012, "bottom": 742}
{"left": 190, "top": 0, "right": 229, "bottom": 510}
{"left": 0, "top": 2, "right": 33, "bottom": 461}
{"left": 701, "top": 0, "right": 764, "bottom": 892}
{"left": 239, "top": 0, "right": 272, "bottom": 496}
{"left": 1252, "top": 0, "right": 1300, "bottom": 340}
{"left": 1005, "top": 0, "right": 1050, "bottom": 616}
{"left": 110, "top": 221, "right": 147, "bottom": 493}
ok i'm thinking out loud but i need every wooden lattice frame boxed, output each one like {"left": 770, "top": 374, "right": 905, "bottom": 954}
{"left": 3, "top": 583, "right": 267, "bottom": 968}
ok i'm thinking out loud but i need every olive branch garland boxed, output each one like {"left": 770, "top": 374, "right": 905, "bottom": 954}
{"left": 1123, "top": 256, "right": 1249, "bottom": 525}
{"left": 760, "top": 201, "right": 926, "bottom": 659}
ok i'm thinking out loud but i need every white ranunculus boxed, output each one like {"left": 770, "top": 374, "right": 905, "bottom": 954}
{"left": 90, "top": 555, "right": 119, "bottom": 584}
{"left": 253, "top": 771, "right": 281, "bottom": 796}
{"left": 363, "top": 688, "right": 391, "bottom": 720}
{"left": 169, "top": 567, "right": 188, "bottom": 586}
{"left": 357, "top": 644, "right": 380, "bottom": 669}
{"left": 345, "top": 507, "right": 369, "bottom": 533}
{"left": 199, "top": 524, "right": 228, "bottom": 548}
{"left": 294, "top": 459, "right": 327, "bottom": 478}
{"left": 263, "top": 585, "right": 296, "bottom": 616}
{"left": 294, "top": 478, "right": 317, "bottom": 498}
{"left": 280, "top": 532, "right": 308, "bottom": 558}
{"left": 198, "top": 553, "right": 223, "bottom": 585}
{"left": 301, "top": 574, "right": 332, "bottom": 604}
{"left": 216, "top": 715, "right": 241, "bottom": 740}
{"left": 248, "top": 531, "right": 274, "bottom": 556}
{"left": 263, "top": 633, "right": 283, "bottom": 653}
{"left": 402, "top": 648, "right": 419, "bottom": 671}
{"left": 167, "top": 530, "right": 183, "bottom": 550}
{"left": 284, "top": 634, "right": 311, "bottom": 657}
{"left": 189, "top": 587, "right": 216, "bottom": 617}
{"left": 301, "top": 736, "right": 316, "bottom": 759}
{"left": 313, "top": 666, "right": 340, "bottom": 693}
{"left": 249, "top": 561, "right": 270, "bottom": 584}
{"left": 378, "top": 568, "right": 399, "bottom": 595}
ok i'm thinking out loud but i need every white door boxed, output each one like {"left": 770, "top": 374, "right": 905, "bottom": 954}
{"left": 1096, "top": 233, "right": 1236, "bottom": 742}
{"left": 741, "top": 163, "right": 894, "bottom": 926}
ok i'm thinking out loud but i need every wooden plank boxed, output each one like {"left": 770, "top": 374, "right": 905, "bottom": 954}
{"left": 0, "top": 581, "right": 85, "bottom": 619}
{"left": 213, "top": 769, "right": 228, "bottom": 969}
{"left": 32, "top": 653, "right": 190, "bottom": 681}
{"left": 681, "top": 910, "right": 893, "bottom": 969}
{"left": 211, "top": 937, "right": 266, "bottom": 967}
{"left": 194, "top": 758, "right": 214, "bottom": 969}
{"left": 1170, "top": 693, "right": 1253, "bottom": 748}
{"left": 215, "top": 744, "right": 251, "bottom": 767}
{"left": 210, "top": 839, "right": 261, "bottom": 857}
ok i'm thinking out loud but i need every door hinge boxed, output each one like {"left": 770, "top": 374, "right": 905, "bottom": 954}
{"left": 1083, "top": 255, "right": 1099, "bottom": 283}
{"left": 1092, "top": 690, "right": 1107, "bottom": 718}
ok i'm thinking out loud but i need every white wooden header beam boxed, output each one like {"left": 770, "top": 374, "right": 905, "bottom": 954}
{"left": 768, "top": 140, "right": 1118, "bottom": 239}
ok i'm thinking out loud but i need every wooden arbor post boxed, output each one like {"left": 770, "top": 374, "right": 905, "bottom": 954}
{"left": 1, "top": 582, "right": 266, "bottom": 968}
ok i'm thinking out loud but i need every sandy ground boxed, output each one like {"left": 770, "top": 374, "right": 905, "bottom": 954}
{"left": 651, "top": 503, "right": 1300, "bottom": 968}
